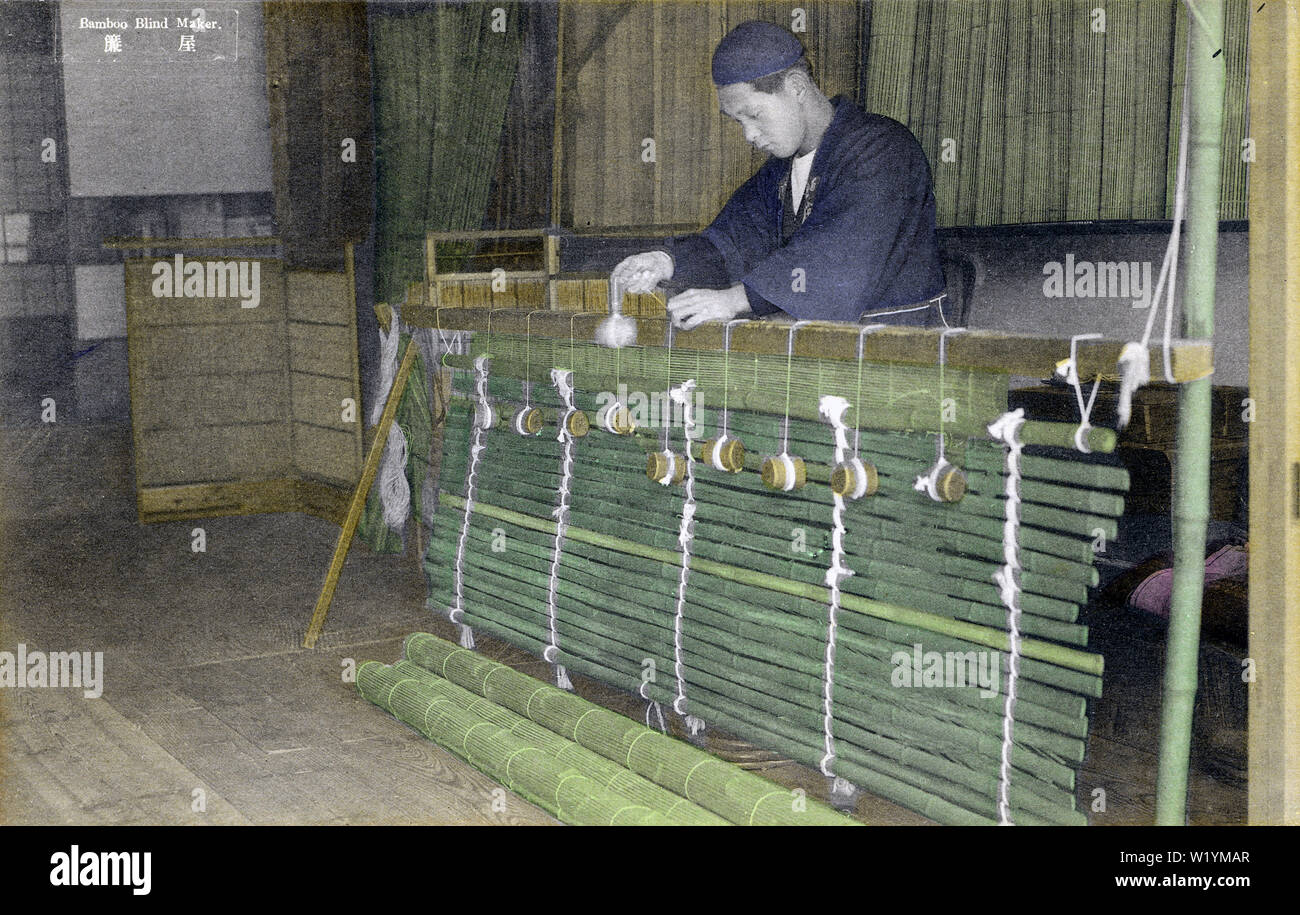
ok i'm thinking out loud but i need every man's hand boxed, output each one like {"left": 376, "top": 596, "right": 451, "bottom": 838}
{"left": 611, "top": 251, "right": 673, "bottom": 294}
{"left": 666, "top": 284, "right": 751, "bottom": 330}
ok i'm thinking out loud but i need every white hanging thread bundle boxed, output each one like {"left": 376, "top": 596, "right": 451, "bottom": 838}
{"left": 449, "top": 355, "right": 494, "bottom": 650}
{"left": 595, "top": 273, "right": 638, "bottom": 349}
{"left": 817, "top": 395, "right": 857, "bottom": 786}
{"left": 668, "top": 379, "right": 704, "bottom": 736}
{"left": 914, "top": 327, "right": 966, "bottom": 500}
{"left": 372, "top": 309, "right": 411, "bottom": 531}
{"left": 544, "top": 367, "right": 578, "bottom": 691}
{"left": 988, "top": 408, "right": 1027, "bottom": 826}
{"left": 1119, "top": 11, "right": 1199, "bottom": 428}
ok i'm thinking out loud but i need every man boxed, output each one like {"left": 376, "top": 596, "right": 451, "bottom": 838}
{"left": 612, "top": 20, "right": 945, "bottom": 330}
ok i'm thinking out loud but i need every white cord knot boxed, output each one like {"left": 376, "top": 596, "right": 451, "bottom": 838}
{"left": 1117, "top": 341, "right": 1149, "bottom": 430}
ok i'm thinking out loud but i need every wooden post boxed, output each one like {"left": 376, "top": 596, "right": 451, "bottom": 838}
{"left": 1248, "top": 0, "right": 1300, "bottom": 825}
{"left": 303, "top": 340, "right": 420, "bottom": 649}
{"left": 545, "top": 233, "right": 561, "bottom": 310}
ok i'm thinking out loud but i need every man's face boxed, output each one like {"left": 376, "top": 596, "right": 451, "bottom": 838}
{"left": 717, "top": 79, "right": 805, "bottom": 159}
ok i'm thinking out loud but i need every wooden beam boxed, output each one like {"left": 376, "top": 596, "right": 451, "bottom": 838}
{"left": 1248, "top": 0, "right": 1300, "bottom": 826}
{"left": 400, "top": 305, "right": 1214, "bottom": 383}
{"left": 303, "top": 340, "right": 420, "bottom": 649}
{"left": 103, "top": 236, "right": 282, "bottom": 249}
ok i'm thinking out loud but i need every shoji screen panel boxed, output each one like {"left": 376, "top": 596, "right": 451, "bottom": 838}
{"left": 123, "top": 252, "right": 363, "bottom": 523}
{"left": 285, "top": 269, "right": 364, "bottom": 488}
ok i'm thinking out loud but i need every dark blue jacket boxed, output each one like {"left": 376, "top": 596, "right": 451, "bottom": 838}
{"left": 665, "top": 96, "right": 944, "bottom": 323}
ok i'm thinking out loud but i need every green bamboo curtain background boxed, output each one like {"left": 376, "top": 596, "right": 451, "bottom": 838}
{"left": 370, "top": 1, "right": 526, "bottom": 307}
{"left": 863, "top": 0, "right": 1249, "bottom": 226}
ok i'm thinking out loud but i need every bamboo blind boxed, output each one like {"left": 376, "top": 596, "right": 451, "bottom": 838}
{"left": 864, "top": 0, "right": 1250, "bottom": 226}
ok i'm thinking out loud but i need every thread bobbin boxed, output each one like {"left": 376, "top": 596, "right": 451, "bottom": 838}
{"left": 647, "top": 450, "right": 686, "bottom": 485}
{"left": 830, "top": 458, "right": 878, "bottom": 499}
{"left": 597, "top": 401, "right": 636, "bottom": 435}
{"left": 702, "top": 437, "right": 745, "bottom": 473}
{"left": 761, "top": 454, "right": 806, "bottom": 491}
{"left": 512, "top": 405, "right": 544, "bottom": 436}
{"left": 564, "top": 410, "right": 589, "bottom": 438}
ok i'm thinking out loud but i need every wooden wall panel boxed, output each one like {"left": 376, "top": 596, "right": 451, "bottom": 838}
{"left": 124, "top": 252, "right": 364, "bottom": 519}
{"left": 136, "top": 425, "right": 292, "bottom": 487}
{"left": 130, "top": 374, "right": 287, "bottom": 431}
{"left": 124, "top": 259, "right": 286, "bottom": 325}
{"left": 264, "top": 0, "right": 374, "bottom": 270}
{"left": 292, "top": 423, "right": 363, "bottom": 486}
{"left": 288, "top": 323, "right": 355, "bottom": 379}
{"left": 133, "top": 325, "right": 287, "bottom": 379}
{"left": 285, "top": 266, "right": 363, "bottom": 486}
{"left": 285, "top": 270, "right": 351, "bottom": 325}
{"left": 290, "top": 373, "right": 360, "bottom": 434}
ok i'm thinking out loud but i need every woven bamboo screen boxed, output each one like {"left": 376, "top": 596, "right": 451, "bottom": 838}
{"left": 863, "top": 0, "right": 1250, "bottom": 226}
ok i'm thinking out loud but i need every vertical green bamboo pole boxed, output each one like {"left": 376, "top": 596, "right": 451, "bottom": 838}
{"left": 1156, "top": 0, "right": 1224, "bottom": 826}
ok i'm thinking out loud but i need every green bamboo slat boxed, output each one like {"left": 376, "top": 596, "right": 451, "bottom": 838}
{"left": 428, "top": 400, "right": 1107, "bottom": 686}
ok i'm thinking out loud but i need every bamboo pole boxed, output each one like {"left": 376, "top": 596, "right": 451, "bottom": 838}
{"left": 303, "top": 339, "right": 419, "bottom": 649}
{"left": 407, "top": 306, "right": 1215, "bottom": 381}
{"left": 1156, "top": 0, "right": 1224, "bottom": 826}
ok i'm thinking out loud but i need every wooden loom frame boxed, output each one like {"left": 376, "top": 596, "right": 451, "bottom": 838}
{"left": 311, "top": 0, "right": 1299, "bottom": 824}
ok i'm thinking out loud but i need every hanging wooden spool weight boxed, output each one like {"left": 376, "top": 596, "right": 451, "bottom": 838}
{"left": 512, "top": 405, "right": 545, "bottom": 436}
{"left": 761, "top": 453, "right": 806, "bottom": 492}
{"left": 563, "top": 409, "right": 589, "bottom": 438}
{"left": 916, "top": 458, "right": 966, "bottom": 503}
{"left": 702, "top": 436, "right": 745, "bottom": 473}
{"left": 830, "top": 457, "right": 878, "bottom": 500}
{"left": 646, "top": 450, "right": 686, "bottom": 486}
{"left": 596, "top": 400, "right": 636, "bottom": 435}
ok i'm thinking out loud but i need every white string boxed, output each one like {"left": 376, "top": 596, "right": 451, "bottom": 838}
{"left": 914, "top": 327, "right": 966, "bottom": 499}
{"left": 780, "top": 321, "right": 812, "bottom": 455}
{"left": 715, "top": 318, "right": 749, "bottom": 459}
{"left": 645, "top": 700, "right": 667, "bottom": 734}
{"left": 1057, "top": 333, "right": 1103, "bottom": 453}
{"left": 450, "top": 355, "right": 493, "bottom": 650}
{"left": 988, "top": 408, "right": 1027, "bottom": 826}
{"left": 372, "top": 308, "right": 411, "bottom": 531}
{"left": 818, "top": 394, "right": 856, "bottom": 778}
{"left": 544, "top": 368, "right": 578, "bottom": 691}
{"left": 1120, "top": 6, "right": 1198, "bottom": 425}
{"left": 669, "top": 380, "right": 699, "bottom": 725}
{"left": 853, "top": 323, "right": 887, "bottom": 457}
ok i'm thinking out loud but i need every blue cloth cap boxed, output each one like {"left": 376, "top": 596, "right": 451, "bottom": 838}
{"left": 712, "top": 20, "right": 805, "bottom": 86}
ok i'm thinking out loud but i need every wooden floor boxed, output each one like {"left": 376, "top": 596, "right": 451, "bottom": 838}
{"left": 0, "top": 424, "right": 1245, "bottom": 825}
